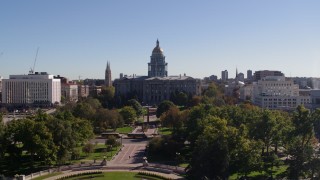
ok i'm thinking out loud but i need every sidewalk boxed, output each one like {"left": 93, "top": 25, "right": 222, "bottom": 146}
{"left": 131, "top": 126, "right": 158, "bottom": 135}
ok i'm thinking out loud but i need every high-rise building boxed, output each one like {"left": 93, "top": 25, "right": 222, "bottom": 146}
{"left": 221, "top": 70, "right": 228, "bottom": 82}
{"left": 105, "top": 61, "right": 112, "bottom": 87}
{"left": 2, "top": 72, "right": 61, "bottom": 105}
{"left": 237, "top": 73, "right": 245, "bottom": 82}
{"left": 247, "top": 70, "right": 253, "bottom": 80}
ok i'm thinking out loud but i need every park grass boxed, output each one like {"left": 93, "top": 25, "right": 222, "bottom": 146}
{"left": 229, "top": 165, "right": 288, "bottom": 180}
{"left": 64, "top": 172, "right": 165, "bottom": 180}
{"left": 116, "top": 126, "right": 133, "bottom": 134}
{"left": 32, "top": 172, "right": 62, "bottom": 180}
{"left": 179, "top": 163, "right": 189, "bottom": 168}
{"left": 104, "top": 126, "right": 133, "bottom": 134}
{"left": 159, "top": 127, "right": 172, "bottom": 135}
{"left": 79, "top": 144, "right": 120, "bottom": 161}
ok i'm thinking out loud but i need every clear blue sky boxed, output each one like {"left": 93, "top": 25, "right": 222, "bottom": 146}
{"left": 1, "top": 0, "right": 320, "bottom": 80}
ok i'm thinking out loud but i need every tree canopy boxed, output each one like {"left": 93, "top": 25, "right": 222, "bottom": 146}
{"left": 156, "top": 100, "right": 175, "bottom": 118}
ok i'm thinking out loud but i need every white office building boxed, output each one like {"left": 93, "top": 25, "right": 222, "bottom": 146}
{"left": 2, "top": 72, "right": 61, "bottom": 105}
{"left": 252, "top": 76, "right": 310, "bottom": 110}
{"left": 62, "top": 83, "right": 78, "bottom": 102}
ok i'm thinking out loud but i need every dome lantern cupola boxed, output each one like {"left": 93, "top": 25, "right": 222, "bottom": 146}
{"left": 152, "top": 39, "right": 164, "bottom": 55}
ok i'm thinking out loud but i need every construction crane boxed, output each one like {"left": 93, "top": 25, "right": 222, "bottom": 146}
{"left": 29, "top": 47, "right": 39, "bottom": 74}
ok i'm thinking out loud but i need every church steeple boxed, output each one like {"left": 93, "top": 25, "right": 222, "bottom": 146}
{"left": 105, "top": 61, "right": 112, "bottom": 87}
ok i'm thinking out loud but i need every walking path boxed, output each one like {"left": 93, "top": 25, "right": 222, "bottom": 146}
{"left": 110, "top": 144, "right": 146, "bottom": 165}
{"left": 43, "top": 126, "right": 185, "bottom": 180}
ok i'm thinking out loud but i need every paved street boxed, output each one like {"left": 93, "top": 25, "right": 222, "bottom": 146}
{"left": 2, "top": 109, "right": 56, "bottom": 124}
{"left": 91, "top": 136, "right": 149, "bottom": 144}
{"left": 41, "top": 124, "right": 185, "bottom": 180}
{"left": 110, "top": 144, "right": 147, "bottom": 165}
{"left": 3, "top": 115, "right": 26, "bottom": 123}
{"left": 90, "top": 126, "right": 157, "bottom": 166}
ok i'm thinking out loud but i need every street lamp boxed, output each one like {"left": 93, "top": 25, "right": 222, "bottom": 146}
{"left": 176, "top": 152, "right": 181, "bottom": 166}
{"left": 120, "top": 135, "right": 123, "bottom": 147}
{"left": 110, "top": 145, "right": 113, "bottom": 157}
{"left": 143, "top": 156, "right": 148, "bottom": 167}
{"left": 102, "top": 155, "right": 107, "bottom": 166}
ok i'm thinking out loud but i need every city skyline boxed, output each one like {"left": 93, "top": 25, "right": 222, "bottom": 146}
{"left": 1, "top": 1, "right": 320, "bottom": 80}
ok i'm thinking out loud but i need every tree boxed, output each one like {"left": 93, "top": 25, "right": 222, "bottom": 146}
{"left": 71, "top": 118, "right": 94, "bottom": 143}
{"left": 252, "top": 110, "right": 278, "bottom": 154}
{"left": 0, "top": 114, "right": 6, "bottom": 159}
{"left": 127, "top": 99, "right": 143, "bottom": 116}
{"left": 46, "top": 118, "right": 75, "bottom": 164}
{"left": 148, "top": 136, "right": 184, "bottom": 159}
{"left": 3, "top": 119, "right": 57, "bottom": 165}
{"left": 83, "top": 97, "right": 102, "bottom": 109}
{"left": 46, "top": 112, "right": 94, "bottom": 164}
{"left": 160, "top": 107, "right": 187, "bottom": 134}
{"left": 105, "top": 135, "right": 119, "bottom": 147}
{"left": 119, "top": 106, "right": 137, "bottom": 124}
{"left": 156, "top": 100, "right": 175, "bottom": 118}
{"left": 188, "top": 95, "right": 201, "bottom": 107}
{"left": 73, "top": 103, "right": 95, "bottom": 120}
{"left": 188, "top": 116, "right": 231, "bottom": 179}
{"left": 184, "top": 105, "right": 210, "bottom": 146}
{"left": 203, "top": 83, "right": 222, "bottom": 98}
{"left": 287, "top": 105, "right": 317, "bottom": 179}
{"left": 170, "top": 91, "right": 188, "bottom": 106}
{"left": 161, "top": 107, "right": 179, "bottom": 128}
{"left": 98, "top": 86, "right": 115, "bottom": 109}
{"left": 187, "top": 115, "right": 263, "bottom": 179}
{"left": 82, "top": 143, "right": 94, "bottom": 156}
{"left": 94, "top": 109, "right": 123, "bottom": 132}
{"left": 229, "top": 132, "right": 263, "bottom": 177}
{"left": 34, "top": 109, "right": 49, "bottom": 122}
{"left": 24, "top": 120, "right": 57, "bottom": 165}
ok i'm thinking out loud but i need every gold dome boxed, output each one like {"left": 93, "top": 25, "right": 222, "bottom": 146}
{"left": 152, "top": 39, "right": 163, "bottom": 55}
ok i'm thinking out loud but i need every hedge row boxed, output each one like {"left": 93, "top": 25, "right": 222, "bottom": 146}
{"left": 138, "top": 171, "right": 174, "bottom": 180}
{"left": 56, "top": 171, "right": 103, "bottom": 180}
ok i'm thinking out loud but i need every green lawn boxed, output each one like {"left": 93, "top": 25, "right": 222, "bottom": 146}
{"left": 159, "top": 127, "right": 172, "bottom": 135}
{"left": 179, "top": 163, "right": 189, "bottom": 168}
{"left": 229, "top": 165, "right": 288, "bottom": 180}
{"left": 65, "top": 172, "right": 165, "bottom": 180}
{"left": 116, "top": 126, "right": 133, "bottom": 134}
{"left": 78, "top": 144, "right": 120, "bottom": 161}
